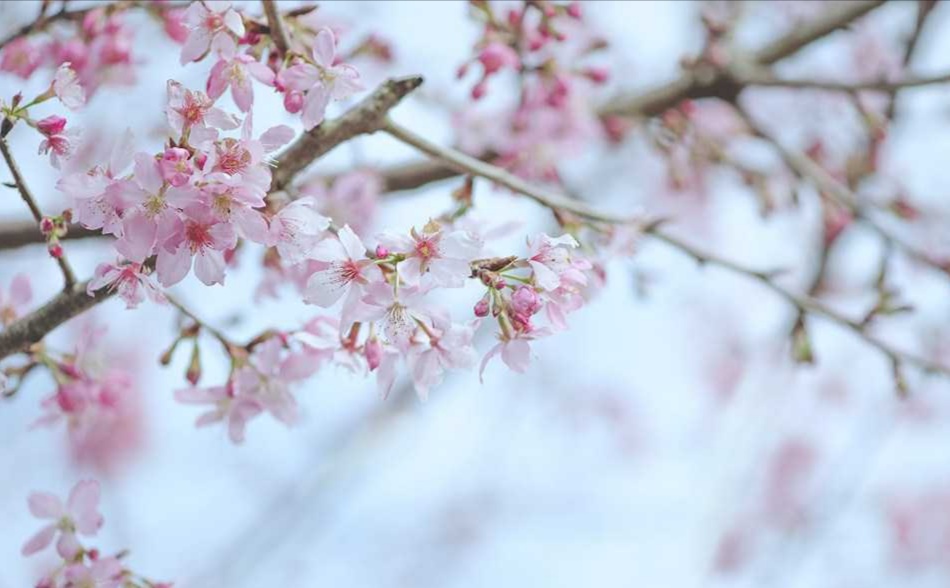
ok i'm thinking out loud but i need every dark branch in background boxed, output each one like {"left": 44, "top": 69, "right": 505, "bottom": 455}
{"left": 270, "top": 76, "right": 424, "bottom": 191}
{"left": 0, "top": 136, "right": 76, "bottom": 288}
{"left": 885, "top": 0, "right": 937, "bottom": 120}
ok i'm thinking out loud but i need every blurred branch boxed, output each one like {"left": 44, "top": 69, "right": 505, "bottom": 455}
{"left": 261, "top": 0, "right": 291, "bottom": 57}
{"left": 347, "top": 1, "right": 888, "bottom": 194}
{"left": 381, "top": 119, "right": 635, "bottom": 224}
{"left": 740, "top": 69, "right": 950, "bottom": 92}
{"left": 0, "top": 135, "right": 76, "bottom": 288}
{"left": 0, "top": 220, "right": 98, "bottom": 249}
{"left": 648, "top": 227, "right": 950, "bottom": 384}
{"left": 733, "top": 104, "right": 950, "bottom": 279}
{"left": 885, "top": 0, "right": 937, "bottom": 120}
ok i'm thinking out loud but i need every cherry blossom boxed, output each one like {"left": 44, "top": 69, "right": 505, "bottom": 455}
{"left": 52, "top": 63, "right": 86, "bottom": 111}
{"left": 281, "top": 27, "right": 363, "bottom": 129}
{"left": 36, "top": 115, "right": 79, "bottom": 169}
{"left": 63, "top": 557, "right": 123, "bottom": 588}
{"left": 0, "top": 37, "right": 42, "bottom": 79}
{"left": 526, "top": 233, "right": 590, "bottom": 291}
{"left": 207, "top": 49, "right": 276, "bottom": 112}
{"left": 0, "top": 273, "right": 32, "bottom": 326}
{"left": 156, "top": 204, "right": 237, "bottom": 287}
{"left": 377, "top": 221, "right": 481, "bottom": 288}
{"left": 166, "top": 80, "right": 239, "bottom": 137}
{"left": 175, "top": 382, "right": 263, "bottom": 444}
{"left": 268, "top": 196, "right": 331, "bottom": 264}
{"left": 179, "top": 0, "right": 245, "bottom": 65}
{"left": 87, "top": 261, "right": 165, "bottom": 309}
{"left": 406, "top": 311, "right": 477, "bottom": 399}
{"left": 304, "top": 225, "right": 375, "bottom": 327}
{"left": 22, "top": 480, "right": 103, "bottom": 559}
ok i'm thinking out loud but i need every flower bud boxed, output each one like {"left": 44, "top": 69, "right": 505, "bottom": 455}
{"left": 365, "top": 337, "right": 383, "bottom": 371}
{"left": 478, "top": 42, "right": 519, "bottom": 75}
{"left": 510, "top": 285, "right": 542, "bottom": 317}
{"left": 474, "top": 298, "right": 490, "bottom": 318}
{"left": 40, "top": 217, "right": 55, "bottom": 235}
{"left": 375, "top": 245, "right": 389, "bottom": 259}
{"left": 283, "top": 90, "right": 304, "bottom": 114}
{"left": 471, "top": 79, "right": 488, "bottom": 100}
{"left": 186, "top": 343, "right": 202, "bottom": 385}
{"left": 566, "top": 2, "right": 582, "bottom": 19}
{"left": 583, "top": 66, "right": 609, "bottom": 84}
{"left": 47, "top": 242, "right": 63, "bottom": 258}
{"left": 36, "top": 115, "right": 67, "bottom": 136}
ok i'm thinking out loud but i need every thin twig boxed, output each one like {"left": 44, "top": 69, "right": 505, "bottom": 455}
{"left": 261, "top": 0, "right": 291, "bottom": 57}
{"left": 648, "top": 228, "right": 950, "bottom": 378}
{"left": 165, "top": 292, "right": 235, "bottom": 351}
{"left": 381, "top": 119, "right": 634, "bottom": 224}
{"left": 0, "top": 135, "right": 76, "bottom": 288}
{"left": 740, "top": 69, "right": 950, "bottom": 93}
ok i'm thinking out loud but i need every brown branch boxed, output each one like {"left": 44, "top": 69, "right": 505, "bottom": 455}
{"left": 740, "top": 69, "right": 950, "bottom": 93}
{"left": 0, "top": 221, "right": 99, "bottom": 250}
{"left": 885, "top": 0, "right": 937, "bottom": 120}
{"left": 734, "top": 104, "right": 950, "bottom": 280}
{"left": 648, "top": 227, "right": 950, "bottom": 379}
{"left": 261, "top": 0, "right": 291, "bottom": 57}
{"left": 348, "top": 1, "right": 888, "bottom": 195}
{"left": 381, "top": 119, "right": 634, "bottom": 224}
{"left": 0, "top": 135, "right": 76, "bottom": 288}
{"left": 270, "top": 76, "right": 424, "bottom": 191}
{"left": 0, "top": 281, "right": 112, "bottom": 360}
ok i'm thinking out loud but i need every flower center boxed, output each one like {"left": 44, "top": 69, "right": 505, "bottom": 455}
{"left": 186, "top": 222, "right": 214, "bottom": 252}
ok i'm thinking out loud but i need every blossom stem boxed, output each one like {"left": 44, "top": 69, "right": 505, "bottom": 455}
{"left": 164, "top": 293, "right": 234, "bottom": 353}
{"left": 0, "top": 132, "right": 76, "bottom": 289}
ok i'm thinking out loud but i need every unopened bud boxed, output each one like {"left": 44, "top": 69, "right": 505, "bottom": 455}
{"left": 474, "top": 298, "right": 490, "bottom": 318}
{"left": 566, "top": 2, "right": 582, "bottom": 19}
{"left": 47, "top": 241, "right": 63, "bottom": 258}
{"left": 471, "top": 80, "right": 488, "bottom": 100}
{"left": 40, "top": 217, "right": 55, "bottom": 235}
{"left": 365, "top": 337, "right": 383, "bottom": 371}
{"left": 186, "top": 343, "right": 202, "bottom": 385}
{"left": 375, "top": 245, "right": 389, "bottom": 259}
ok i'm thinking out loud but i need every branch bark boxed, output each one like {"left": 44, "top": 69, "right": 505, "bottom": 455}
{"left": 261, "top": 0, "right": 291, "bottom": 57}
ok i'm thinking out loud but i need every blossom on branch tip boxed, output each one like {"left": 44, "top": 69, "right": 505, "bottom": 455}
{"left": 180, "top": 0, "right": 245, "bottom": 65}
{"left": 281, "top": 27, "right": 363, "bottom": 130}
{"left": 22, "top": 480, "right": 103, "bottom": 559}
{"left": 87, "top": 262, "right": 165, "bottom": 309}
{"left": 376, "top": 222, "right": 481, "bottom": 288}
{"left": 304, "top": 225, "right": 374, "bottom": 329}
{"left": 52, "top": 63, "right": 86, "bottom": 110}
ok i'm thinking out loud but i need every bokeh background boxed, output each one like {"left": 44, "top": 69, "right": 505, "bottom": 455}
{"left": 3, "top": 1, "right": 950, "bottom": 586}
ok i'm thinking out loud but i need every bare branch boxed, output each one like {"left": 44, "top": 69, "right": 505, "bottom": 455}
{"left": 0, "top": 221, "right": 98, "bottom": 250}
{"left": 741, "top": 69, "right": 950, "bottom": 93}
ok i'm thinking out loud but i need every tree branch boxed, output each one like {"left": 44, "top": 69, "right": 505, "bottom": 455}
{"left": 0, "top": 281, "right": 112, "bottom": 360}
{"left": 0, "top": 221, "right": 98, "bottom": 250}
{"left": 0, "top": 135, "right": 76, "bottom": 288}
{"left": 741, "top": 69, "right": 950, "bottom": 93}
{"left": 381, "top": 119, "right": 634, "bottom": 224}
{"left": 261, "top": 0, "right": 291, "bottom": 57}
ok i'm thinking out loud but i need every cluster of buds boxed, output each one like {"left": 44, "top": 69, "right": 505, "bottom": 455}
{"left": 40, "top": 210, "right": 72, "bottom": 259}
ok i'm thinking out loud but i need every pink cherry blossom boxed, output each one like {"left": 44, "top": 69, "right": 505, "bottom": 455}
{"left": 200, "top": 179, "right": 270, "bottom": 244}
{"left": 478, "top": 42, "right": 520, "bottom": 75}
{"left": 303, "top": 225, "right": 374, "bottom": 328}
{"left": 281, "top": 27, "right": 363, "bottom": 130}
{"left": 356, "top": 282, "right": 431, "bottom": 351}
{"left": 1, "top": 273, "right": 32, "bottom": 326}
{"left": 179, "top": 0, "right": 245, "bottom": 65}
{"left": 52, "top": 63, "right": 86, "bottom": 110}
{"left": 37, "top": 115, "right": 79, "bottom": 169}
{"left": 22, "top": 480, "right": 103, "bottom": 559}
{"left": 156, "top": 204, "right": 237, "bottom": 286}
{"left": 87, "top": 261, "right": 165, "bottom": 309}
{"left": 526, "top": 233, "right": 590, "bottom": 291}
{"left": 63, "top": 556, "right": 124, "bottom": 588}
{"left": 176, "top": 382, "right": 263, "bottom": 444}
{"left": 113, "top": 153, "right": 186, "bottom": 263}
{"left": 166, "top": 80, "right": 239, "bottom": 137}
{"left": 297, "top": 170, "right": 381, "bottom": 237}
{"left": 268, "top": 196, "right": 331, "bottom": 264}
{"left": 56, "top": 129, "right": 134, "bottom": 235}
{"left": 377, "top": 223, "right": 480, "bottom": 288}
{"left": 207, "top": 51, "right": 276, "bottom": 113}
{"left": 159, "top": 147, "right": 194, "bottom": 187}
{"left": 406, "top": 311, "right": 477, "bottom": 399}
{"left": 0, "top": 37, "right": 42, "bottom": 79}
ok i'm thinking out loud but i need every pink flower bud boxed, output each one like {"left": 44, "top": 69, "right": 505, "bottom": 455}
{"left": 375, "top": 245, "right": 389, "bottom": 258}
{"left": 583, "top": 66, "right": 609, "bottom": 84}
{"left": 566, "top": 2, "right": 582, "bottom": 19}
{"left": 365, "top": 338, "right": 383, "bottom": 371}
{"left": 474, "top": 298, "right": 490, "bottom": 318}
{"left": 471, "top": 80, "right": 488, "bottom": 100}
{"left": 283, "top": 90, "right": 304, "bottom": 114}
{"left": 477, "top": 42, "right": 519, "bottom": 75}
{"left": 510, "top": 285, "right": 542, "bottom": 317}
{"left": 163, "top": 8, "right": 189, "bottom": 43}
{"left": 40, "top": 217, "right": 55, "bottom": 235}
{"left": 36, "top": 115, "right": 67, "bottom": 136}
{"left": 47, "top": 242, "right": 63, "bottom": 258}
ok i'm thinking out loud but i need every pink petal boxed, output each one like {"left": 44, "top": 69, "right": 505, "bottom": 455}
{"left": 180, "top": 28, "right": 212, "bottom": 64}
{"left": 312, "top": 28, "right": 336, "bottom": 67}
{"left": 223, "top": 8, "right": 245, "bottom": 37}
{"left": 28, "top": 492, "right": 63, "bottom": 519}
{"left": 9, "top": 273, "right": 32, "bottom": 307}
{"left": 21, "top": 524, "right": 56, "bottom": 556}
{"left": 156, "top": 245, "right": 192, "bottom": 287}
{"left": 301, "top": 86, "right": 329, "bottom": 130}
{"left": 281, "top": 64, "right": 320, "bottom": 92}
{"left": 303, "top": 267, "right": 349, "bottom": 307}
{"left": 57, "top": 531, "right": 82, "bottom": 560}
{"left": 337, "top": 225, "right": 368, "bottom": 260}
{"left": 67, "top": 480, "right": 102, "bottom": 535}
{"left": 194, "top": 250, "right": 227, "bottom": 285}
{"left": 259, "top": 125, "right": 294, "bottom": 152}
{"left": 231, "top": 76, "right": 253, "bottom": 112}
{"left": 206, "top": 60, "right": 230, "bottom": 100}
{"left": 501, "top": 339, "right": 531, "bottom": 373}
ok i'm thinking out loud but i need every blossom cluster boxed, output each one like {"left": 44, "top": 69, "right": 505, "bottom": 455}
{"left": 22, "top": 479, "right": 166, "bottom": 588}
{"left": 455, "top": 0, "right": 610, "bottom": 183}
